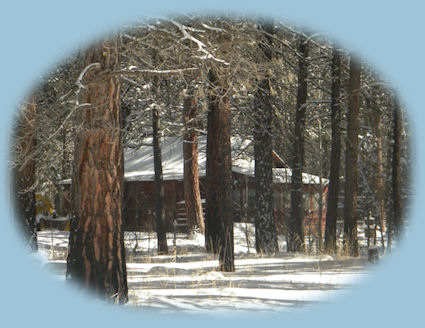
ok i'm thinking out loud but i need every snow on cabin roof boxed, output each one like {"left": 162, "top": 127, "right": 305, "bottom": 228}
{"left": 124, "top": 136, "right": 327, "bottom": 185}
{"left": 124, "top": 137, "right": 197, "bottom": 182}
{"left": 232, "top": 160, "right": 328, "bottom": 185}
{"left": 124, "top": 136, "right": 251, "bottom": 181}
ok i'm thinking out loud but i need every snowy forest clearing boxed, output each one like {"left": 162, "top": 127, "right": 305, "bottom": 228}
{"left": 36, "top": 223, "right": 375, "bottom": 313}
{"left": 11, "top": 15, "right": 409, "bottom": 306}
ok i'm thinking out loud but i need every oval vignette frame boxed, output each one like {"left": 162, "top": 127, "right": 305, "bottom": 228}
{"left": 0, "top": 1, "right": 423, "bottom": 327}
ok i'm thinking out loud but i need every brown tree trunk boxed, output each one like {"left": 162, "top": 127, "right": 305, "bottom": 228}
{"left": 183, "top": 92, "right": 205, "bottom": 235}
{"left": 14, "top": 97, "right": 38, "bottom": 252}
{"left": 57, "top": 124, "right": 67, "bottom": 217}
{"left": 289, "top": 37, "right": 309, "bottom": 253}
{"left": 371, "top": 106, "right": 386, "bottom": 249}
{"left": 66, "top": 40, "right": 128, "bottom": 303}
{"left": 392, "top": 97, "right": 402, "bottom": 240}
{"left": 152, "top": 101, "right": 169, "bottom": 255}
{"left": 376, "top": 126, "right": 386, "bottom": 233}
{"left": 205, "top": 70, "right": 220, "bottom": 254}
{"left": 254, "top": 22, "right": 279, "bottom": 254}
{"left": 343, "top": 55, "right": 361, "bottom": 257}
{"left": 205, "top": 69, "right": 234, "bottom": 272}
{"left": 324, "top": 49, "right": 342, "bottom": 254}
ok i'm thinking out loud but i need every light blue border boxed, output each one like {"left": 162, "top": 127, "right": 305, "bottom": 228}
{"left": 1, "top": 1, "right": 423, "bottom": 327}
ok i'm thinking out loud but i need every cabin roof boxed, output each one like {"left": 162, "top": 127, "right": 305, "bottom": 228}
{"left": 124, "top": 136, "right": 327, "bottom": 185}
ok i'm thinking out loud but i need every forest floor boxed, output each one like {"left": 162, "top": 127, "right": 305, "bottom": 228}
{"left": 35, "top": 223, "right": 381, "bottom": 313}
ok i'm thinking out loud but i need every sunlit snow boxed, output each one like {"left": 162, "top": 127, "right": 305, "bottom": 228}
{"left": 35, "top": 222, "right": 376, "bottom": 313}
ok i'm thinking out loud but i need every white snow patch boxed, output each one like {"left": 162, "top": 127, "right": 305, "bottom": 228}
{"left": 36, "top": 222, "right": 375, "bottom": 313}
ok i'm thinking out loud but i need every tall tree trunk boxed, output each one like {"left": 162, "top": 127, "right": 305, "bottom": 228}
{"left": 205, "top": 69, "right": 234, "bottom": 272}
{"left": 152, "top": 101, "right": 169, "bottom": 255}
{"left": 343, "top": 55, "right": 361, "bottom": 257}
{"left": 371, "top": 105, "right": 386, "bottom": 249}
{"left": 391, "top": 97, "right": 402, "bottom": 240}
{"left": 14, "top": 97, "right": 38, "bottom": 252}
{"left": 317, "top": 120, "right": 324, "bottom": 252}
{"left": 66, "top": 40, "right": 128, "bottom": 303}
{"left": 205, "top": 76, "right": 220, "bottom": 253}
{"left": 149, "top": 48, "right": 168, "bottom": 254}
{"left": 324, "top": 49, "right": 342, "bottom": 254}
{"left": 57, "top": 123, "right": 67, "bottom": 217}
{"left": 288, "top": 37, "right": 309, "bottom": 253}
{"left": 119, "top": 99, "right": 131, "bottom": 231}
{"left": 253, "top": 22, "right": 279, "bottom": 255}
{"left": 183, "top": 92, "right": 205, "bottom": 235}
{"left": 375, "top": 117, "right": 386, "bottom": 233}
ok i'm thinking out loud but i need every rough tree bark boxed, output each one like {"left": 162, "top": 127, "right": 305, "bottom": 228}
{"left": 205, "top": 69, "right": 234, "bottom": 272}
{"left": 253, "top": 21, "right": 278, "bottom": 254}
{"left": 288, "top": 37, "right": 309, "bottom": 253}
{"left": 324, "top": 49, "right": 342, "bottom": 254}
{"left": 152, "top": 100, "right": 169, "bottom": 255}
{"left": 183, "top": 92, "right": 205, "bottom": 235}
{"left": 13, "top": 97, "right": 38, "bottom": 252}
{"left": 66, "top": 40, "right": 128, "bottom": 303}
{"left": 343, "top": 55, "right": 361, "bottom": 257}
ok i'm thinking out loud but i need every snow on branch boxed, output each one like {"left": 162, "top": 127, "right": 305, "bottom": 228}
{"left": 201, "top": 23, "right": 228, "bottom": 33}
{"left": 112, "top": 66, "right": 199, "bottom": 77}
{"left": 75, "top": 63, "right": 101, "bottom": 107}
{"left": 76, "top": 63, "right": 101, "bottom": 90}
{"left": 170, "top": 20, "right": 230, "bottom": 66}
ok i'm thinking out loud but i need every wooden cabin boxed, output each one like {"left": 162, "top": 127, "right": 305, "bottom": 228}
{"left": 122, "top": 137, "right": 328, "bottom": 234}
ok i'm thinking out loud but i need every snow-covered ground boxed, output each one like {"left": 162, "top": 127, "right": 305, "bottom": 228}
{"left": 36, "top": 223, "right": 378, "bottom": 313}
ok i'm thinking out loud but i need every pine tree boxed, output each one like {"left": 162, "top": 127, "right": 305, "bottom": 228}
{"left": 66, "top": 39, "right": 128, "bottom": 303}
{"left": 324, "top": 49, "right": 342, "bottom": 253}
{"left": 253, "top": 21, "right": 279, "bottom": 254}
{"left": 205, "top": 68, "right": 234, "bottom": 272}
{"left": 288, "top": 36, "right": 309, "bottom": 253}
{"left": 183, "top": 90, "right": 205, "bottom": 235}
{"left": 391, "top": 96, "right": 402, "bottom": 240}
{"left": 152, "top": 96, "right": 169, "bottom": 255}
{"left": 343, "top": 55, "right": 361, "bottom": 257}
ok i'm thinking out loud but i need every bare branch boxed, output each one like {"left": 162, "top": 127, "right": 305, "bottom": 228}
{"left": 112, "top": 66, "right": 199, "bottom": 77}
{"left": 170, "top": 19, "right": 230, "bottom": 66}
{"left": 75, "top": 63, "right": 101, "bottom": 90}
